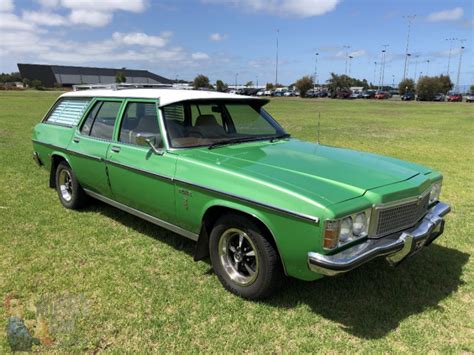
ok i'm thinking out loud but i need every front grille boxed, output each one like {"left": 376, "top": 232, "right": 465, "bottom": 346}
{"left": 375, "top": 193, "right": 430, "bottom": 237}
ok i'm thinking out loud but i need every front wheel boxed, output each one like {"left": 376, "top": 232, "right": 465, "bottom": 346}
{"left": 209, "top": 214, "right": 283, "bottom": 300}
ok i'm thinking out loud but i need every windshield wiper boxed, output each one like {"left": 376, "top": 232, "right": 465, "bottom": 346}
{"left": 208, "top": 134, "right": 291, "bottom": 150}
{"left": 208, "top": 136, "right": 266, "bottom": 149}
{"left": 269, "top": 133, "right": 291, "bottom": 142}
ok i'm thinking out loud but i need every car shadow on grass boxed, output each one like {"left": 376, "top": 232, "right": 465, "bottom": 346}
{"left": 267, "top": 244, "right": 469, "bottom": 339}
{"left": 83, "top": 201, "right": 468, "bottom": 340}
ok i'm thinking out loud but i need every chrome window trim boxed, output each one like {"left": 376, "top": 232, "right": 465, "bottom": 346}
{"left": 83, "top": 189, "right": 199, "bottom": 241}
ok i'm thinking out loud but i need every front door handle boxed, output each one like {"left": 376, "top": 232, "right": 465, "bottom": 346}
{"left": 111, "top": 146, "right": 121, "bottom": 153}
{"left": 73, "top": 137, "right": 80, "bottom": 143}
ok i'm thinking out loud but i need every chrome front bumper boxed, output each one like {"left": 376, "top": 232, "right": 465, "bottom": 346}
{"left": 308, "top": 201, "right": 450, "bottom": 276}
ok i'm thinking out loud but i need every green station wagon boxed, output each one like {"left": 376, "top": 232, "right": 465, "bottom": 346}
{"left": 32, "top": 88, "right": 450, "bottom": 299}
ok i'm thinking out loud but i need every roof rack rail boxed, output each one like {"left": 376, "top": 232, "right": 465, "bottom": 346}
{"left": 72, "top": 83, "right": 173, "bottom": 91}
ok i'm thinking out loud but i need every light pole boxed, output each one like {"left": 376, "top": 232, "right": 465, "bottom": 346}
{"left": 406, "top": 53, "right": 412, "bottom": 78}
{"left": 314, "top": 52, "right": 319, "bottom": 90}
{"left": 348, "top": 55, "right": 353, "bottom": 76}
{"left": 426, "top": 60, "right": 430, "bottom": 76}
{"left": 256, "top": 75, "right": 258, "bottom": 88}
{"left": 275, "top": 29, "right": 279, "bottom": 86}
{"left": 343, "top": 45, "right": 350, "bottom": 75}
{"left": 373, "top": 61, "right": 377, "bottom": 87}
{"left": 455, "top": 41, "right": 466, "bottom": 92}
{"left": 446, "top": 37, "right": 458, "bottom": 77}
{"left": 235, "top": 73, "right": 238, "bottom": 89}
{"left": 381, "top": 44, "right": 389, "bottom": 89}
{"left": 402, "top": 15, "right": 416, "bottom": 80}
{"left": 413, "top": 55, "right": 420, "bottom": 82}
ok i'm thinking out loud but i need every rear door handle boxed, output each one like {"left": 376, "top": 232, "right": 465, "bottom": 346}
{"left": 73, "top": 137, "right": 80, "bottom": 143}
{"left": 111, "top": 146, "right": 121, "bottom": 153}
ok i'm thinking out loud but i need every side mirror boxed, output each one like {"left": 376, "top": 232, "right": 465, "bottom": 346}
{"left": 136, "top": 133, "right": 164, "bottom": 155}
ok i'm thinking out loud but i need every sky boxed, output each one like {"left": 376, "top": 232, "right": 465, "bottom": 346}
{"left": 0, "top": 0, "right": 472, "bottom": 87}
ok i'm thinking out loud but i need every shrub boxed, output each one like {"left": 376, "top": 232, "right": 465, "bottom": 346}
{"left": 295, "top": 75, "right": 314, "bottom": 98}
{"left": 193, "top": 74, "right": 210, "bottom": 89}
{"left": 399, "top": 78, "right": 415, "bottom": 95}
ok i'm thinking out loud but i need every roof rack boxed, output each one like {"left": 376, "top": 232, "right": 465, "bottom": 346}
{"left": 72, "top": 83, "right": 173, "bottom": 91}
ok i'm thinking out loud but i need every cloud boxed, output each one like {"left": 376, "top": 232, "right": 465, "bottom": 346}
{"left": 202, "top": 0, "right": 340, "bottom": 18}
{"left": 0, "top": 0, "right": 13, "bottom": 12}
{"left": 427, "top": 7, "right": 464, "bottom": 22}
{"left": 31, "top": 0, "right": 148, "bottom": 27}
{"left": 192, "top": 52, "right": 211, "bottom": 60}
{"left": 209, "top": 33, "right": 227, "bottom": 41}
{"left": 22, "top": 11, "right": 68, "bottom": 26}
{"left": 349, "top": 50, "right": 366, "bottom": 58}
{"left": 112, "top": 32, "right": 173, "bottom": 47}
{"left": 0, "top": 13, "right": 37, "bottom": 31}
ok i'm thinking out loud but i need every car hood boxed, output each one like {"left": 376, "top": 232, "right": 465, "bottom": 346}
{"left": 178, "top": 139, "right": 431, "bottom": 206}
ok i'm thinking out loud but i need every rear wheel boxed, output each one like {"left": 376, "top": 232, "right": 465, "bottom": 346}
{"left": 55, "top": 162, "right": 87, "bottom": 209}
{"left": 209, "top": 214, "right": 283, "bottom": 300}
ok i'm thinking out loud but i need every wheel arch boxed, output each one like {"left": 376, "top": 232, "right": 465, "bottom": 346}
{"left": 194, "top": 201, "right": 287, "bottom": 275}
{"left": 49, "top": 152, "right": 71, "bottom": 188}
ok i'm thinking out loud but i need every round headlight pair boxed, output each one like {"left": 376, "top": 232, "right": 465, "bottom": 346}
{"left": 339, "top": 212, "right": 368, "bottom": 244}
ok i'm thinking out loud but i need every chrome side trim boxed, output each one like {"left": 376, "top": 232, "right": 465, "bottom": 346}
{"left": 174, "top": 178, "right": 320, "bottom": 224}
{"left": 68, "top": 149, "right": 103, "bottom": 162}
{"left": 83, "top": 189, "right": 199, "bottom": 241}
{"left": 105, "top": 159, "right": 172, "bottom": 181}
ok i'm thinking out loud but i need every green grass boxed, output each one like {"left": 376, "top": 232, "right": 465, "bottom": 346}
{"left": 1, "top": 91, "right": 473, "bottom": 352}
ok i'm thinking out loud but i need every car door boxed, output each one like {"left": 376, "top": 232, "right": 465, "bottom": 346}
{"left": 68, "top": 99, "right": 123, "bottom": 198}
{"left": 106, "top": 99, "right": 177, "bottom": 224}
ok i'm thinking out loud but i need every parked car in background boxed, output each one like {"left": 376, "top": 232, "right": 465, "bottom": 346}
{"left": 305, "top": 89, "right": 317, "bottom": 98}
{"left": 336, "top": 90, "right": 351, "bottom": 99}
{"left": 32, "top": 87, "right": 450, "bottom": 299}
{"left": 263, "top": 89, "right": 273, "bottom": 96}
{"left": 362, "top": 90, "right": 376, "bottom": 99}
{"left": 433, "top": 93, "right": 446, "bottom": 102}
{"left": 447, "top": 93, "right": 463, "bottom": 102}
{"left": 349, "top": 92, "right": 363, "bottom": 99}
{"left": 374, "top": 91, "right": 390, "bottom": 99}
{"left": 465, "top": 93, "right": 474, "bottom": 103}
{"left": 401, "top": 92, "right": 415, "bottom": 101}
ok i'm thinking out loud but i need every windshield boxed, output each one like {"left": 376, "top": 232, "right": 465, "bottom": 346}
{"left": 161, "top": 100, "right": 287, "bottom": 148}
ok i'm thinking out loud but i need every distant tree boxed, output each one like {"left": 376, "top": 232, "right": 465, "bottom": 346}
{"left": 115, "top": 71, "right": 126, "bottom": 83}
{"left": 416, "top": 76, "right": 440, "bottom": 100}
{"left": 295, "top": 75, "right": 314, "bottom": 97}
{"left": 398, "top": 78, "right": 415, "bottom": 95}
{"left": 22, "top": 78, "right": 30, "bottom": 88}
{"left": 215, "top": 80, "right": 226, "bottom": 92}
{"left": 326, "top": 73, "right": 352, "bottom": 97}
{"left": 245, "top": 81, "right": 254, "bottom": 87}
{"left": 265, "top": 83, "right": 274, "bottom": 90}
{"left": 193, "top": 74, "right": 210, "bottom": 89}
{"left": 470, "top": 84, "right": 474, "bottom": 93}
{"left": 0, "top": 71, "right": 22, "bottom": 83}
{"left": 438, "top": 75, "right": 453, "bottom": 94}
{"left": 31, "top": 80, "right": 44, "bottom": 90}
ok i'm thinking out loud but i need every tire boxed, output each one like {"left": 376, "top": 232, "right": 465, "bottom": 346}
{"left": 209, "top": 214, "right": 283, "bottom": 300}
{"left": 55, "top": 162, "right": 87, "bottom": 209}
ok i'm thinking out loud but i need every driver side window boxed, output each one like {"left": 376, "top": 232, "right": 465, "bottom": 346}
{"left": 119, "top": 102, "right": 163, "bottom": 147}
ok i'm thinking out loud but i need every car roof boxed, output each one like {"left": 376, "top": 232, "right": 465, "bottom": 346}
{"left": 60, "top": 89, "right": 267, "bottom": 107}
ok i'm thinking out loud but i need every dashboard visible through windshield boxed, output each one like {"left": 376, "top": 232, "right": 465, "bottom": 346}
{"left": 161, "top": 100, "right": 287, "bottom": 148}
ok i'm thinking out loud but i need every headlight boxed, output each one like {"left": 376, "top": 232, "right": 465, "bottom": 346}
{"left": 339, "top": 217, "right": 353, "bottom": 243}
{"left": 429, "top": 181, "right": 442, "bottom": 205}
{"left": 353, "top": 213, "right": 367, "bottom": 236}
{"left": 323, "top": 209, "right": 371, "bottom": 249}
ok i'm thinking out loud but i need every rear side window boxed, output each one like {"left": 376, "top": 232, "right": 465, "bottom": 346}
{"left": 119, "top": 102, "right": 162, "bottom": 147}
{"left": 90, "top": 101, "right": 122, "bottom": 140}
{"left": 45, "top": 99, "right": 91, "bottom": 126}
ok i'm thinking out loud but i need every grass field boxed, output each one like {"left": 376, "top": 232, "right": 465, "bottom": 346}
{"left": 0, "top": 91, "right": 473, "bottom": 352}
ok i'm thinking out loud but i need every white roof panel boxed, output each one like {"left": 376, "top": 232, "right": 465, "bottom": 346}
{"left": 61, "top": 89, "right": 266, "bottom": 107}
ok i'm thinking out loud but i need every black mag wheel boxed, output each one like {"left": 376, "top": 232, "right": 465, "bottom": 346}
{"left": 209, "top": 214, "right": 283, "bottom": 300}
